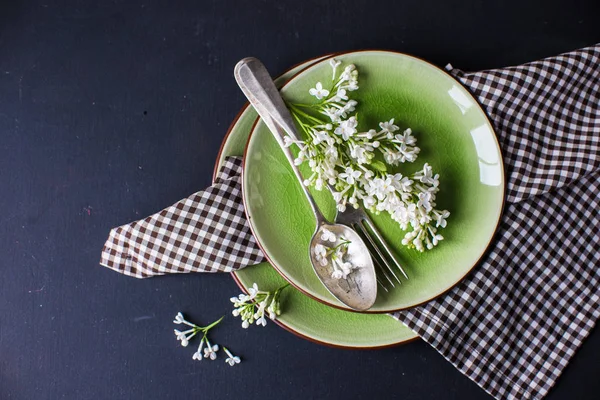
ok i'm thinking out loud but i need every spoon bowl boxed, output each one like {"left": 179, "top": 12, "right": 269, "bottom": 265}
{"left": 309, "top": 223, "right": 377, "bottom": 311}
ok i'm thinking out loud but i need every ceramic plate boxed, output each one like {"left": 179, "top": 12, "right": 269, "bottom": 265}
{"left": 215, "top": 57, "right": 418, "bottom": 348}
{"left": 243, "top": 50, "right": 505, "bottom": 313}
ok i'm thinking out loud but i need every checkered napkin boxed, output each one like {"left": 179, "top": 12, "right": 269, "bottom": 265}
{"left": 392, "top": 44, "right": 600, "bottom": 400}
{"left": 100, "top": 158, "right": 265, "bottom": 278}
{"left": 100, "top": 44, "right": 599, "bottom": 399}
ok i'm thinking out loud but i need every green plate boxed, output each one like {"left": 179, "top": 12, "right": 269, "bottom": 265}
{"left": 215, "top": 57, "right": 418, "bottom": 348}
{"left": 243, "top": 51, "right": 505, "bottom": 313}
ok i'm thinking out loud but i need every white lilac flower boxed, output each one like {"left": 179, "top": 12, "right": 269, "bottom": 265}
{"left": 174, "top": 328, "right": 196, "bottom": 347}
{"left": 309, "top": 82, "right": 330, "bottom": 100}
{"left": 320, "top": 228, "right": 336, "bottom": 243}
{"left": 173, "top": 312, "right": 191, "bottom": 325}
{"left": 350, "top": 144, "right": 369, "bottom": 164}
{"left": 313, "top": 130, "right": 330, "bottom": 145}
{"left": 223, "top": 347, "right": 241, "bottom": 366}
{"left": 339, "top": 64, "right": 356, "bottom": 83}
{"left": 231, "top": 283, "right": 288, "bottom": 329}
{"left": 284, "top": 60, "right": 449, "bottom": 252}
{"left": 334, "top": 116, "right": 358, "bottom": 140}
{"left": 334, "top": 88, "right": 348, "bottom": 101}
{"left": 416, "top": 163, "right": 439, "bottom": 185}
{"left": 395, "top": 128, "right": 417, "bottom": 146}
{"left": 379, "top": 118, "right": 399, "bottom": 134}
{"left": 313, "top": 243, "right": 328, "bottom": 266}
{"left": 283, "top": 136, "right": 295, "bottom": 147}
{"left": 434, "top": 210, "right": 450, "bottom": 228}
{"left": 418, "top": 191, "right": 433, "bottom": 212}
{"left": 192, "top": 339, "right": 205, "bottom": 361}
{"left": 203, "top": 340, "right": 219, "bottom": 360}
{"left": 339, "top": 167, "right": 361, "bottom": 185}
{"left": 247, "top": 283, "right": 259, "bottom": 299}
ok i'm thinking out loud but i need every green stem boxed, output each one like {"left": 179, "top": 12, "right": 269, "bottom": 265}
{"left": 200, "top": 315, "right": 224, "bottom": 331}
{"left": 289, "top": 103, "right": 326, "bottom": 125}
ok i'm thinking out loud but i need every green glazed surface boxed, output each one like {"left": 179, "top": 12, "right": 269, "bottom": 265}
{"left": 243, "top": 51, "right": 505, "bottom": 313}
{"left": 218, "top": 57, "right": 418, "bottom": 348}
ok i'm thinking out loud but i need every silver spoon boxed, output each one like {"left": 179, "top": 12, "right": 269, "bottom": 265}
{"left": 234, "top": 57, "right": 377, "bottom": 311}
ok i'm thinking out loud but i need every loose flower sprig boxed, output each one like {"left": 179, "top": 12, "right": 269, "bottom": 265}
{"left": 231, "top": 283, "right": 289, "bottom": 328}
{"left": 312, "top": 228, "right": 357, "bottom": 280}
{"left": 285, "top": 59, "right": 450, "bottom": 252}
{"left": 173, "top": 312, "right": 240, "bottom": 365}
{"left": 223, "top": 347, "right": 241, "bottom": 366}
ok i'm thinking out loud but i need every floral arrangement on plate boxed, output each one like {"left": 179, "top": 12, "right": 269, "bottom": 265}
{"left": 284, "top": 59, "right": 450, "bottom": 252}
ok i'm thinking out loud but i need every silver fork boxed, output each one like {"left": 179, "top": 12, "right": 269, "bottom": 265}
{"left": 237, "top": 57, "right": 409, "bottom": 290}
{"left": 335, "top": 207, "right": 408, "bottom": 291}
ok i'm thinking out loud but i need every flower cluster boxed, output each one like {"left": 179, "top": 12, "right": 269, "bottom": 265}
{"left": 173, "top": 312, "right": 241, "bottom": 366}
{"left": 231, "top": 283, "right": 288, "bottom": 328}
{"left": 285, "top": 59, "right": 450, "bottom": 251}
{"left": 312, "top": 228, "right": 357, "bottom": 279}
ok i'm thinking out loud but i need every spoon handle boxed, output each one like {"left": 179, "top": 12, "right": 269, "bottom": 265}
{"left": 234, "top": 57, "right": 325, "bottom": 224}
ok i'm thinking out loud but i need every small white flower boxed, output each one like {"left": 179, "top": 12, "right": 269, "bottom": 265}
{"left": 350, "top": 144, "right": 369, "bottom": 164}
{"left": 417, "top": 163, "right": 438, "bottom": 185}
{"left": 173, "top": 312, "right": 186, "bottom": 324}
{"left": 247, "top": 283, "right": 259, "bottom": 299}
{"left": 227, "top": 356, "right": 241, "bottom": 366}
{"left": 224, "top": 347, "right": 241, "bottom": 366}
{"left": 329, "top": 58, "right": 341, "bottom": 79}
{"left": 339, "top": 167, "right": 361, "bottom": 185}
{"left": 192, "top": 339, "right": 205, "bottom": 361}
{"left": 435, "top": 210, "right": 450, "bottom": 228}
{"left": 313, "top": 130, "right": 330, "bottom": 145}
{"left": 418, "top": 191, "right": 433, "bottom": 212}
{"left": 334, "top": 88, "right": 348, "bottom": 101}
{"left": 174, "top": 328, "right": 195, "bottom": 347}
{"left": 256, "top": 316, "right": 267, "bottom": 327}
{"left": 203, "top": 340, "right": 219, "bottom": 360}
{"left": 432, "top": 234, "right": 444, "bottom": 246}
{"left": 283, "top": 136, "right": 295, "bottom": 147}
{"left": 309, "top": 82, "right": 330, "bottom": 100}
{"left": 334, "top": 116, "right": 358, "bottom": 140}
{"left": 320, "top": 228, "right": 336, "bottom": 243}
{"left": 379, "top": 118, "right": 399, "bottom": 134}
{"left": 242, "top": 320, "right": 250, "bottom": 329}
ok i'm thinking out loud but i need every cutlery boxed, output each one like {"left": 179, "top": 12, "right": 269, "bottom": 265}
{"left": 235, "top": 57, "right": 378, "bottom": 311}
{"left": 235, "top": 58, "right": 408, "bottom": 292}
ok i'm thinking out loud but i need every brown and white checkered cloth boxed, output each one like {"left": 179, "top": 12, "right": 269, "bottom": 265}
{"left": 101, "top": 44, "right": 600, "bottom": 399}
{"left": 392, "top": 44, "right": 600, "bottom": 400}
{"left": 100, "top": 158, "right": 265, "bottom": 278}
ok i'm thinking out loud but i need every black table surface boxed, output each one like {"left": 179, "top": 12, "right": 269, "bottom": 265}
{"left": 1, "top": 1, "right": 599, "bottom": 399}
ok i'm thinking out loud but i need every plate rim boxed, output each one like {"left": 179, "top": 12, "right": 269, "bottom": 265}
{"left": 241, "top": 49, "right": 507, "bottom": 314}
{"left": 214, "top": 53, "right": 420, "bottom": 348}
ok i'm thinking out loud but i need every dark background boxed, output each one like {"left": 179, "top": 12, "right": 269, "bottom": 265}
{"left": 1, "top": 0, "right": 598, "bottom": 399}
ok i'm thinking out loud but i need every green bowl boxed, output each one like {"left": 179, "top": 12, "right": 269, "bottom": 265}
{"left": 243, "top": 50, "right": 505, "bottom": 313}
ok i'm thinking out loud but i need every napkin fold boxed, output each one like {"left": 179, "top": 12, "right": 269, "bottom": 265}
{"left": 100, "top": 44, "right": 600, "bottom": 400}
{"left": 100, "top": 157, "right": 265, "bottom": 278}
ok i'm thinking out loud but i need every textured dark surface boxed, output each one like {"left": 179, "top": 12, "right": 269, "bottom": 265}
{"left": 0, "top": 1, "right": 598, "bottom": 399}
